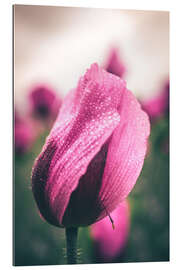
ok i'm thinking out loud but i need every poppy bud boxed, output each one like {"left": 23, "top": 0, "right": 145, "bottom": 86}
{"left": 32, "top": 63, "right": 150, "bottom": 228}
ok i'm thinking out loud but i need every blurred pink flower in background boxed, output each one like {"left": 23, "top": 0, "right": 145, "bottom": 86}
{"left": 141, "top": 80, "right": 169, "bottom": 121}
{"left": 15, "top": 111, "right": 36, "bottom": 154}
{"left": 32, "top": 63, "right": 150, "bottom": 228}
{"left": 104, "top": 48, "right": 126, "bottom": 78}
{"left": 28, "top": 84, "right": 62, "bottom": 125}
{"left": 90, "top": 200, "right": 130, "bottom": 261}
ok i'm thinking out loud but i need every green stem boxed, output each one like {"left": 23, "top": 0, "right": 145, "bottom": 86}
{"left": 65, "top": 227, "right": 78, "bottom": 264}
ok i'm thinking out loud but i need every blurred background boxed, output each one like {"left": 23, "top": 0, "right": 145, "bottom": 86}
{"left": 14, "top": 5, "right": 169, "bottom": 266}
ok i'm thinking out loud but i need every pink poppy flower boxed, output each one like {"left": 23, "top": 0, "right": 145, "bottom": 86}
{"left": 29, "top": 84, "right": 62, "bottom": 123}
{"left": 90, "top": 200, "right": 130, "bottom": 261}
{"left": 15, "top": 111, "right": 36, "bottom": 154}
{"left": 141, "top": 80, "right": 169, "bottom": 121}
{"left": 32, "top": 63, "right": 150, "bottom": 228}
{"left": 104, "top": 48, "right": 126, "bottom": 78}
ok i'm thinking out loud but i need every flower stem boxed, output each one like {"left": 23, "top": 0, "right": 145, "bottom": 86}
{"left": 65, "top": 227, "right": 78, "bottom": 264}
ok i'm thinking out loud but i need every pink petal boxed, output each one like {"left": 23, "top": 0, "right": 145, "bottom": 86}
{"left": 98, "top": 88, "right": 150, "bottom": 219}
{"left": 141, "top": 80, "right": 169, "bottom": 120}
{"left": 15, "top": 111, "right": 36, "bottom": 154}
{"left": 62, "top": 140, "right": 110, "bottom": 226}
{"left": 32, "top": 63, "right": 126, "bottom": 227}
{"left": 29, "top": 84, "right": 62, "bottom": 121}
{"left": 90, "top": 200, "right": 130, "bottom": 260}
{"left": 104, "top": 48, "right": 126, "bottom": 78}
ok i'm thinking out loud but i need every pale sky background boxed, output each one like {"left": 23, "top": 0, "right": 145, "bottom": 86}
{"left": 14, "top": 5, "right": 169, "bottom": 111}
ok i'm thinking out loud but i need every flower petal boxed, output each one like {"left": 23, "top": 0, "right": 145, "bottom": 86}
{"left": 90, "top": 200, "right": 130, "bottom": 260}
{"left": 141, "top": 80, "right": 169, "bottom": 120}
{"left": 62, "top": 140, "right": 110, "bottom": 226}
{"left": 32, "top": 63, "right": 126, "bottom": 227}
{"left": 29, "top": 84, "right": 62, "bottom": 120}
{"left": 98, "top": 88, "right": 150, "bottom": 218}
{"left": 104, "top": 48, "right": 126, "bottom": 78}
{"left": 15, "top": 111, "right": 36, "bottom": 154}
